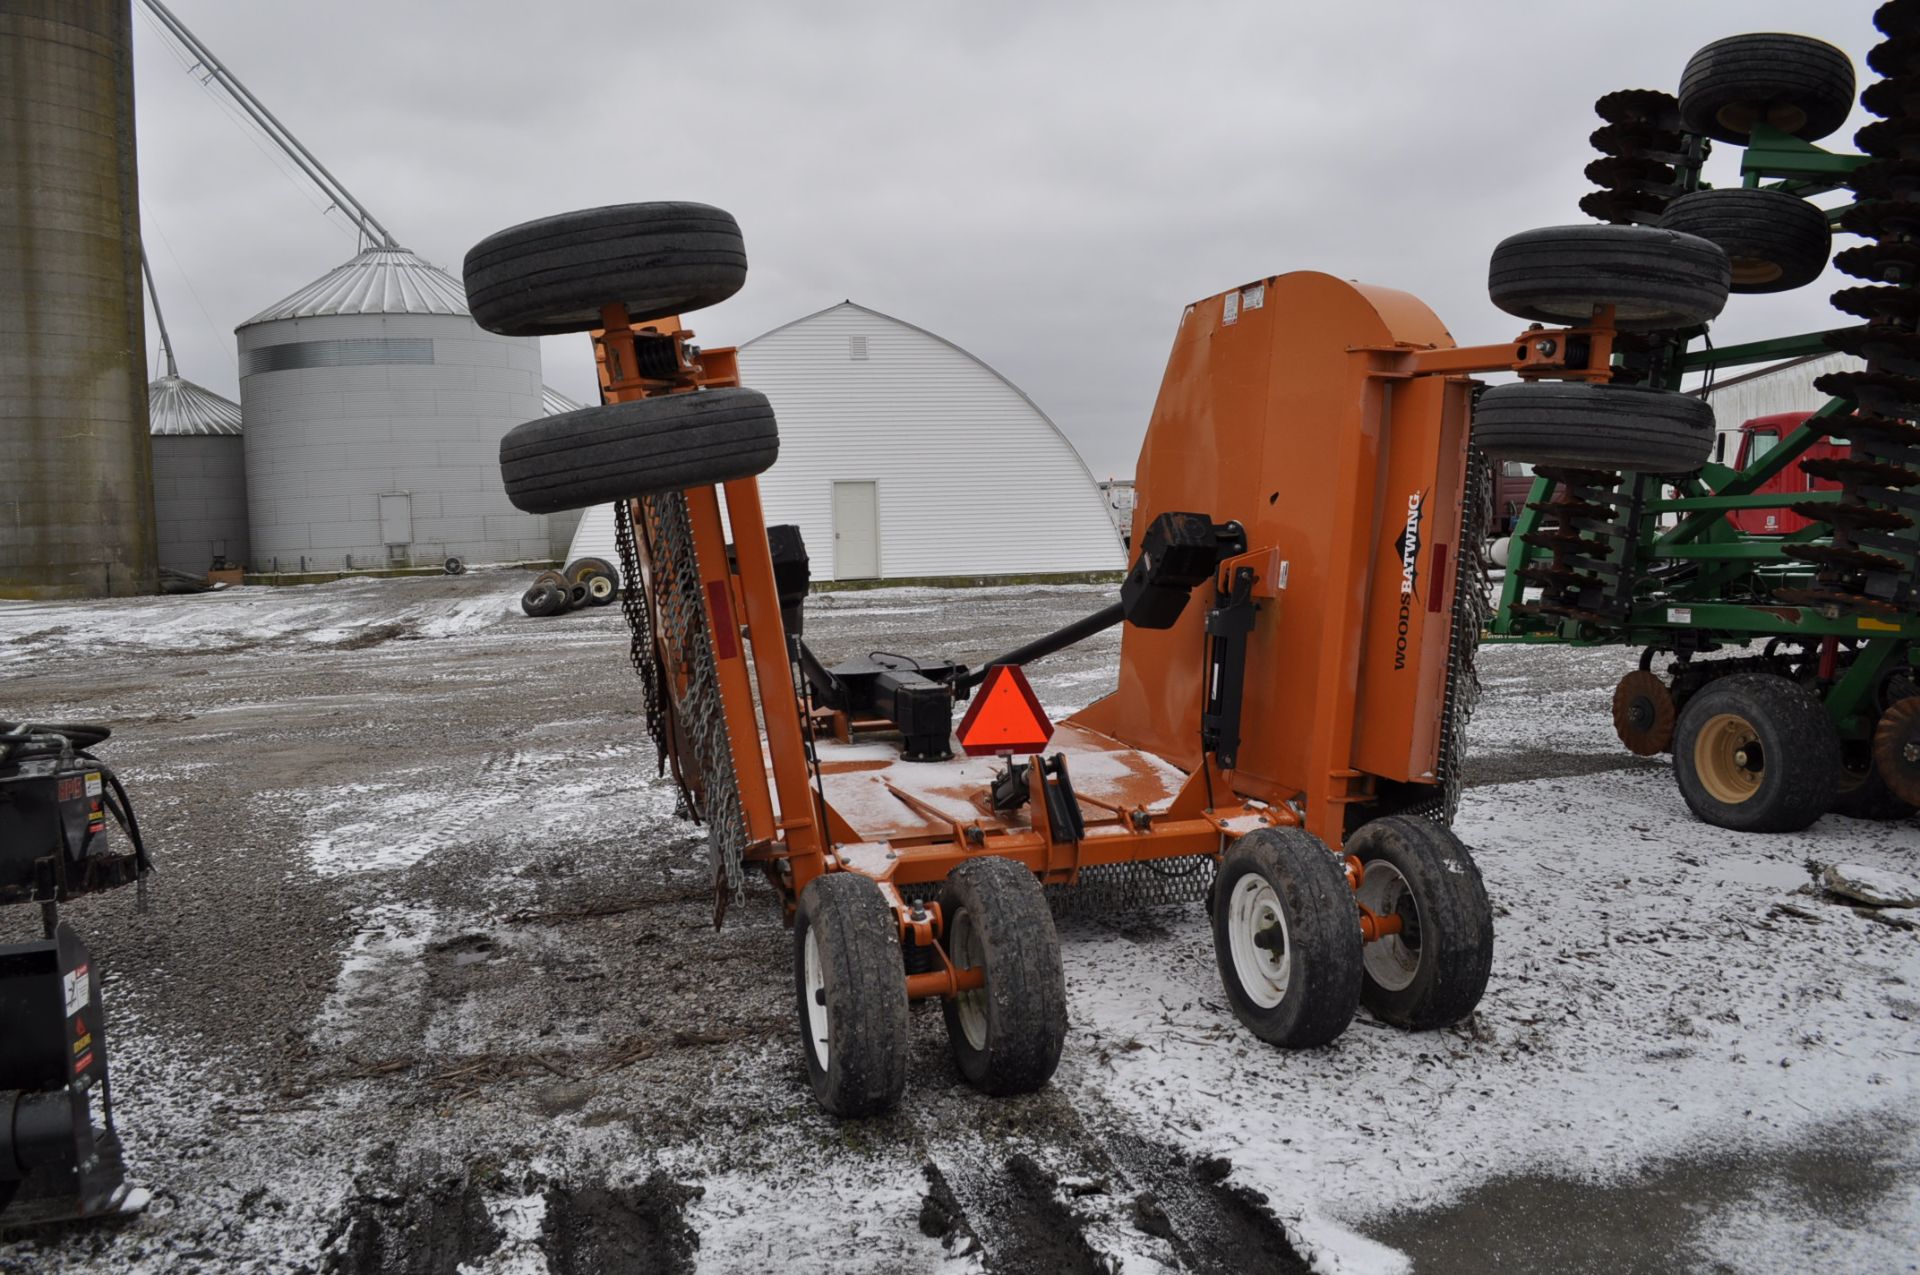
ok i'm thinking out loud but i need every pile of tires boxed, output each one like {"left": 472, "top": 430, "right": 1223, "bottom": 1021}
{"left": 519, "top": 557, "right": 620, "bottom": 618}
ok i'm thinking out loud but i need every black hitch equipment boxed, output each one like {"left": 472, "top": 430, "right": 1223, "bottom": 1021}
{"left": 0, "top": 721, "right": 152, "bottom": 1227}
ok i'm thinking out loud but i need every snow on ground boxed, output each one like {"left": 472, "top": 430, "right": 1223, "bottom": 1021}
{"left": 1, "top": 576, "right": 1916, "bottom": 1274}
{"left": 1059, "top": 763, "right": 1920, "bottom": 1269}
{"left": 0, "top": 575, "right": 515, "bottom": 666}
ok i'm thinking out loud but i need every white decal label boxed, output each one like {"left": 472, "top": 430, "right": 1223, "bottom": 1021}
{"left": 1222, "top": 291, "right": 1240, "bottom": 325}
{"left": 64, "top": 967, "right": 88, "bottom": 1017}
{"left": 1668, "top": 607, "right": 1692, "bottom": 624}
{"left": 1276, "top": 560, "right": 1290, "bottom": 590}
{"left": 1242, "top": 283, "right": 1265, "bottom": 311}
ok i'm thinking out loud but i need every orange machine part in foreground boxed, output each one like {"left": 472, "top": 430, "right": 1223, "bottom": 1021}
{"left": 598, "top": 273, "right": 1602, "bottom": 997}
{"left": 1073, "top": 272, "right": 1473, "bottom": 846}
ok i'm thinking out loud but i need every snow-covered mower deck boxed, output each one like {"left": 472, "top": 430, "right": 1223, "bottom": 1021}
{"left": 467, "top": 197, "right": 1714, "bottom": 1117}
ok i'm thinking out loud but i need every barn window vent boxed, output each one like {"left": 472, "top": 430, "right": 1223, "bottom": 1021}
{"left": 849, "top": 335, "right": 868, "bottom": 361}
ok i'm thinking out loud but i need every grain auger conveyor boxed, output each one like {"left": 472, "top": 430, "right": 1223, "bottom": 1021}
{"left": 1488, "top": 5, "right": 1920, "bottom": 835}
{"left": 464, "top": 189, "right": 1711, "bottom": 1116}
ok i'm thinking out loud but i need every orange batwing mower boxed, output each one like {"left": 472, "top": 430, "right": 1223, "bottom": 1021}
{"left": 466, "top": 201, "right": 1728, "bottom": 1115}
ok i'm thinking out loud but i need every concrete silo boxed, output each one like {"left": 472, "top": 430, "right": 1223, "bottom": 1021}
{"left": 149, "top": 374, "right": 247, "bottom": 577}
{"left": 237, "top": 246, "right": 547, "bottom": 574}
{"left": 0, "top": 0, "right": 157, "bottom": 598}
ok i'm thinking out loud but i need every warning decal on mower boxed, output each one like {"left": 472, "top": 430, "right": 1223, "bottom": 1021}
{"left": 956, "top": 665, "right": 1054, "bottom": 757}
{"left": 86, "top": 772, "right": 102, "bottom": 798}
{"left": 64, "top": 965, "right": 89, "bottom": 1017}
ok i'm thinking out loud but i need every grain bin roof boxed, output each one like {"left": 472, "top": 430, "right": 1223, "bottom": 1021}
{"left": 241, "top": 245, "right": 468, "bottom": 326}
{"left": 148, "top": 374, "right": 242, "bottom": 436}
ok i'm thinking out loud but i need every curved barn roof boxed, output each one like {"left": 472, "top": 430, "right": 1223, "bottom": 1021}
{"left": 566, "top": 302, "right": 1124, "bottom": 579}
{"left": 241, "top": 245, "right": 468, "bottom": 326}
{"left": 148, "top": 374, "right": 242, "bottom": 436}
{"left": 741, "top": 301, "right": 1121, "bottom": 578}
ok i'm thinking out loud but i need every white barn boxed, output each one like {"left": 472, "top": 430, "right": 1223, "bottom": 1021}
{"left": 567, "top": 302, "right": 1123, "bottom": 581}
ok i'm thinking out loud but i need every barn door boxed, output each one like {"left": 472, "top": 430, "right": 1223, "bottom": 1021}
{"left": 379, "top": 492, "right": 414, "bottom": 559}
{"left": 831, "top": 481, "right": 879, "bottom": 579}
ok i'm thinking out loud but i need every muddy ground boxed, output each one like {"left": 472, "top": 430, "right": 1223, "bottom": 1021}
{"left": 0, "top": 572, "right": 1915, "bottom": 1274}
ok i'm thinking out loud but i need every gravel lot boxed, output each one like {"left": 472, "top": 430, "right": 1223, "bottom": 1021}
{"left": 1, "top": 571, "right": 1915, "bottom": 1274}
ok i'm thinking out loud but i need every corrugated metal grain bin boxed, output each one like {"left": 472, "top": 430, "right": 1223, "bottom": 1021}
{"left": 149, "top": 375, "right": 248, "bottom": 574}
{"left": 235, "top": 246, "right": 546, "bottom": 572}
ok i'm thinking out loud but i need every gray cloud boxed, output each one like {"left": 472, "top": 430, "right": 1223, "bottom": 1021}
{"left": 133, "top": 1, "right": 1880, "bottom": 478}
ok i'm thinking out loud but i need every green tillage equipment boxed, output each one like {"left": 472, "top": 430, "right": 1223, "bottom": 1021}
{"left": 1492, "top": 48, "right": 1920, "bottom": 831}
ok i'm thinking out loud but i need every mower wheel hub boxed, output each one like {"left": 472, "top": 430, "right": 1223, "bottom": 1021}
{"left": 1227, "top": 876, "right": 1292, "bottom": 1008}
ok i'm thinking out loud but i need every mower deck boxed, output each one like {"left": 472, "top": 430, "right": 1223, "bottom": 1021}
{"left": 809, "top": 722, "right": 1280, "bottom": 889}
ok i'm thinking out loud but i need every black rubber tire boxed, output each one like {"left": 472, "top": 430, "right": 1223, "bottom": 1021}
{"left": 562, "top": 556, "right": 621, "bottom": 606}
{"left": 1679, "top": 34, "right": 1856, "bottom": 146}
{"left": 500, "top": 388, "right": 779, "bottom": 515}
{"left": 1211, "top": 827, "right": 1363, "bottom": 1048}
{"left": 1347, "top": 817, "right": 1493, "bottom": 1030}
{"left": 443, "top": 556, "right": 466, "bottom": 575}
{"left": 566, "top": 582, "right": 590, "bottom": 609}
{"left": 582, "top": 571, "right": 618, "bottom": 606}
{"left": 1472, "top": 381, "right": 1715, "bottom": 472}
{"left": 793, "top": 873, "right": 910, "bottom": 1118}
{"left": 1832, "top": 738, "right": 1917, "bottom": 820}
{"left": 938, "top": 857, "right": 1068, "bottom": 1095}
{"left": 1657, "top": 188, "right": 1832, "bottom": 294}
{"left": 1672, "top": 674, "right": 1841, "bottom": 833}
{"left": 520, "top": 582, "right": 566, "bottom": 617}
{"left": 1488, "top": 224, "right": 1730, "bottom": 332}
{"left": 464, "top": 202, "right": 747, "bottom": 337}
{"left": 563, "top": 556, "right": 620, "bottom": 587}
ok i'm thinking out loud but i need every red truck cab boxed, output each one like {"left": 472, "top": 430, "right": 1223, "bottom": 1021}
{"left": 1725, "top": 411, "right": 1848, "bottom": 535}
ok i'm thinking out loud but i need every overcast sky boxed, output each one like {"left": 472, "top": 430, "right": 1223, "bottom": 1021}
{"left": 132, "top": 0, "right": 1880, "bottom": 479}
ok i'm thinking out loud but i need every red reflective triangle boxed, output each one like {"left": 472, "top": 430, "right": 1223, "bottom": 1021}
{"left": 956, "top": 664, "right": 1054, "bottom": 757}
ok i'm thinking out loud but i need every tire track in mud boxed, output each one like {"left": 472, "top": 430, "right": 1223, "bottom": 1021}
{"left": 918, "top": 1091, "right": 1312, "bottom": 1274}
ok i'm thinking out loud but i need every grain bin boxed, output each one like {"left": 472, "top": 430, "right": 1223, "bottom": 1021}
{"left": 149, "top": 373, "right": 247, "bottom": 576}
{"left": 236, "top": 245, "right": 546, "bottom": 573}
{"left": 0, "top": 0, "right": 157, "bottom": 598}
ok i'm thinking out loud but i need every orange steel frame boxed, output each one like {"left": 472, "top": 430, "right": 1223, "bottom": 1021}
{"left": 594, "top": 284, "right": 1617, "bottom": 1004}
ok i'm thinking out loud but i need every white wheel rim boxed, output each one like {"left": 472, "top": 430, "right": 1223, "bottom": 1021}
{"left": 589, "top": 576, "right": 613, "bottom": 600}
{"left": 950, "top": 910, "right": 988, "bottom": 1050}
{"left": 1356, "top": 859, "right": 1420, "bottom": 992}
{"left": 803, "top": 928, "right": 830, "bottom": 1067}
{"left": 1227, "top": 875, "right": 1291, "bottom": 1009}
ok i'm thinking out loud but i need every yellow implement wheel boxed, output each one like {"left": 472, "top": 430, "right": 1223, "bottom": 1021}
{"left": 1672, "top": 673, "right": 1839, "bottom": 832}
{"left": 1691, "top": 712, "right": 1764, "bottom": 804}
